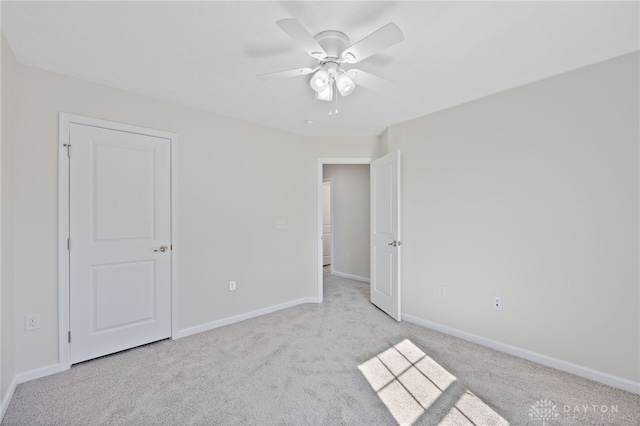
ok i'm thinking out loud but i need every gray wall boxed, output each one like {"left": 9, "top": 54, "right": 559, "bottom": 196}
{"left": 389, "top": 52, "right": 639, "bottom": 383}
{"left": 323, "top": 165, "right": 370, "bottom": 281}
{"left": 0, "top": 37, "right": 383, "bottom": 383}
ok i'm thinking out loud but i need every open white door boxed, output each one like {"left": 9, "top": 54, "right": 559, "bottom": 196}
{"left": 370, "top": 150, "right": 401, "bottom": 321}
{"left": 69, "top": 123, "right": 172, "bottom": 364}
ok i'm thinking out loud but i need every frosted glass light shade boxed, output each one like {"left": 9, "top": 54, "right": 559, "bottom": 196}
{"left": 310, "top": 69, "right": 330, "bottom": 93}
{"left": 336, "top": 73, "right": 355, "bottom": 96}
{"left": 316, "top": 83, "right": 333, "bottom": 101}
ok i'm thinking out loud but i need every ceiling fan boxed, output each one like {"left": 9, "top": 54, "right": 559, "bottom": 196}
{"left": 257, "top": 19, "right": 404, "bottom": 102}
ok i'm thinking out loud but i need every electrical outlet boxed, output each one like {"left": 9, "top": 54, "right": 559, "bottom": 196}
{"left": 438, "top": 286, "right": 447, "bottom": 298}
{"left": 25, "top": 313, "right": 41, "bottom": 331}
{"left": 275, "top": 220, "right": 286, "bottom": 230}
{"left": 229, "top": 281, "right": 236, "bottom": 291}
{"left": 493, "top": 296, "right": 503, "bottom": 311}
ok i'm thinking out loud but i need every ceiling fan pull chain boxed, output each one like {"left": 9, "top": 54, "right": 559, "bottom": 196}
{"left": 329, "top": 84, "right": 337, "bottom": 117}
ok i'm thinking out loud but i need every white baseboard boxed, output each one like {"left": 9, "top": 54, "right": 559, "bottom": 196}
{"left": 331, "top": 270, "right": 370, "bottom": 283}
{"left": 1, "top": 376, "right": 17, "bottom": 422}
{"left": 16, "top": 363, "right": 65, "bottom": 385}
{"left": 3, "top": 363, "right": 66, "bottom": 420}
{"left": 174, "top": 297, "right": 319, "bottom": 340}
{"left": 402, "top": 314, "right": 640, "bottom": 395}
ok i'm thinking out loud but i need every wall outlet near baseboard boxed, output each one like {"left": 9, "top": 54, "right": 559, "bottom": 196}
{"left": 438, "top": 286, "right": 447, "bottom": 298}
{"left": 493, "top": 296, "right": 503, "bottom": 311}
{"left": 229, "top": 281, "right": 236, "bottom": 291}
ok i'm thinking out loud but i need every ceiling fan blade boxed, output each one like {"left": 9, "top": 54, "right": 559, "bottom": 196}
{"left": 341, "top": 23, "right": 404, "bottom": 64}
{"left": 348, "top": 69, "right": 394, "bottom": 91}
{"left": 276, "top": 19, "right": 327, "bottom": 59}
{"left": 257, "top": 66, "right": 318, "bottom": 81}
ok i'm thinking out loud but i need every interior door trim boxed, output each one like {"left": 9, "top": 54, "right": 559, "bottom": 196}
{"left": 322, "top": 177, "right": 334, "bottom": 271}
{"left": 58, "top": 113, "right": 179, "bottom": 369}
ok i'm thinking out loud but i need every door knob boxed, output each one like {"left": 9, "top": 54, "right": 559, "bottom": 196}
{"left": 154, "top": 245, "right": 169, "bottom": 253}
{"left": 388, "top": 241, "right": 401, "bottom": 247}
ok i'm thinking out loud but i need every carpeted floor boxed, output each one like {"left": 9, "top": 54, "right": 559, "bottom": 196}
{"left": 2, "top": 269, "right": 639, "bottom": 425}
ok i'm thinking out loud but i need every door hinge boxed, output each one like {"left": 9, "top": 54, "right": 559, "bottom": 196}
{"left": 68, "top": 331, "right": 71, "bottom": 343}
{"left": 67, "top": 238, "right": 70, "bottom": 250}
{"left": 63, "top": 143, "right": 71, "bottom": 157}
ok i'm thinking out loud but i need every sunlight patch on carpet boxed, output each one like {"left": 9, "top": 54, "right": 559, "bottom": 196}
{"left": 441, "top": 391, "right": 510, "bottom": 426}
{"left": 358, "top": 339, "right": 509, "bottom": 426}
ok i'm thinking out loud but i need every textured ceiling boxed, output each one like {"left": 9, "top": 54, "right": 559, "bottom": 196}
{"left": 2, "top": 1, "right": 639, "bottom": 137}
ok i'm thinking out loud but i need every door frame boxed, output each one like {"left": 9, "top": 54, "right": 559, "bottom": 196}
{"left": 58, "top": 113, "right": 179, "bottom": 369}
{"left": 322, "top": 178, "right": 333, "bottom": 271}
{"left": 317, "top": 158, "right": 370, "bottom": 302}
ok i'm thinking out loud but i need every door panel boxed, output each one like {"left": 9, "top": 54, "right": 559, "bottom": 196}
{"left": 69, "top": 123, "right": 172, "bottom": 364}
{"left": 373, "top": 248, "right": 393, "bottom": 297}
{"left": 93, "top": 261, "right": 155, "bottom": 331}
{"left": 370, "top": 151, "right": 401, "bottom": 320}
{"left": 94, "top": 143, "right": 156, "bottom": 240}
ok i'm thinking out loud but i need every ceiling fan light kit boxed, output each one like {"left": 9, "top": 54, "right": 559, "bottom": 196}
{"left": 309, "top": 61, "right": 354, "bottom": 102}
{"left": 335, "top": 72, "right": 355, "bottom": 96}
{"left": 257, "top": 18, "right": 404, "bottom": 107}
{"left": 310, "top": 68, "right": 330, "bottom": 92}
{"left": 316, "top": 81, "right": 334, "bottom": 102}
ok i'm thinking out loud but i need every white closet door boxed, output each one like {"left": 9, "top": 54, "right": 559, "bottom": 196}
{"left": 69, "top": 123, "right": 172, "bottom": 363}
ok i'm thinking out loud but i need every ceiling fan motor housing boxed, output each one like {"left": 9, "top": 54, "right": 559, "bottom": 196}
{"left": 314, "top": 30, "right": 350, "bottom": 61}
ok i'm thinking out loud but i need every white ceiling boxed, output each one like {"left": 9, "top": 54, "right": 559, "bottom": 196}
{"left": 2, "top": 1, "right": 639, "bottom": 137}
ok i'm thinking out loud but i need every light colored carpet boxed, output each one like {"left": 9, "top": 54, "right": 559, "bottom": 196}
{"left": 3, "top": 269, "right": 639, "bottom": 425}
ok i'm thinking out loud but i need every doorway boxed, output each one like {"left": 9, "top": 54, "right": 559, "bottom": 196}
{"left": 317, "top": 158, "right": 371, "bottom": 302}
{"left": 317, "top": 152, "right": 401, "bottom": 320}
